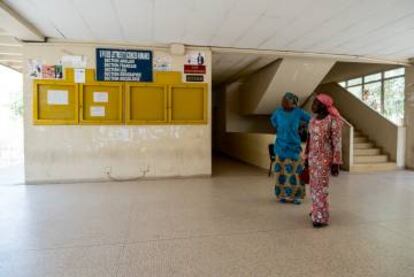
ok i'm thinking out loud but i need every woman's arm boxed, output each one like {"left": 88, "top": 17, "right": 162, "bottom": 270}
{"left": 270, "top": 110, "right": 278, "bottom": 129}
{"left": 330, "top": 118, "right": 343, "bottom": 176}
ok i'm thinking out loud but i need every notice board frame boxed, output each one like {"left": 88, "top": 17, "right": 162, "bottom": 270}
{"left": 79, "top": 82, "right": 124, "bottom": 125}
{"left": 33, "top": 80, "right": 79, "bottom": 125}
{"left": 169, "top": 84, "right": 208, "bottom": 125}
{"left": 125, "top": 83, "right": 169, "bottom": 125}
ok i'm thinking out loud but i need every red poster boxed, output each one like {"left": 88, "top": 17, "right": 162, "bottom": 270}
{"left": 184, "top": 65, "right": 206, "bottom": 74}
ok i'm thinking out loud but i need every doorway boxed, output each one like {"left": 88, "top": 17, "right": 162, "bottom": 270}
{"left": 0, "top": 65, "right": 24, "bottom": 184}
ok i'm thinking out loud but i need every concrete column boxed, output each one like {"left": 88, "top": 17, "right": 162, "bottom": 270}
{"left": 405, "top": 66, "right": 414, "bottom": 169}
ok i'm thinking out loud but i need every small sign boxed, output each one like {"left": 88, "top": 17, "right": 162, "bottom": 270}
{"left": 90, "top": 106, "right": 105, "bottom": 117}
{"left": 47, "top": 90, "right": 68, "bottom": 105}
{"left": 184, "top": 65, "right": 206, "bottom": 74}
{"left": 186, "top": 75, "right": 204, "bottom": 82}
{"left": 74, "top": 68, "right": 86, "bottom": 83}
{"left": 96, "top": 48, "right": 153, "bottom": 82}
{"left": 153, "top": 54, "right": 172, "bottom": 71}
{"left": 93, "top": 92, "right": 109, "bottom": 103}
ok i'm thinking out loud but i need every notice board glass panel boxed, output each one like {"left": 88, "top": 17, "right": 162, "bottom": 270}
{"left": 126, "top": 84, "right": 167, "bottom": 124}
{"left": 33, "top": 82, "right": 78, "bottom": 124}
{"left": 80, "top": 83, "right": 123, "bottom": 124}
{"left": 170, "top": 85, "right": 207, "bottom": 124}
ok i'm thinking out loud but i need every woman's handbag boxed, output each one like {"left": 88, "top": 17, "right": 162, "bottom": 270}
{"left": 300, "top": 165, "right": 310, "bottom": 184}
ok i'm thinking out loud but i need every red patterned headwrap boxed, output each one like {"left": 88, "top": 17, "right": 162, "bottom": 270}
{"left": 316, "top": 93, "right": 341, "bottom": 118}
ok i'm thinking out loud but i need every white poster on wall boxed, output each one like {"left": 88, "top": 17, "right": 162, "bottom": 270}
{"left": 93, "top": 92, "right": 109, "bottom": 103}
{"left": 74, "top": 68, "right": 86, "bottom": 83}
{"left": 153, "top": 54, "right": 172, "bottom": 71}
{"left": 47, "top": 90, "right": 68, "bottom": 105}
{"left": 186, "top": 51, "right": 205, "bottom": 65}
{"left": 61, "top": 55, "right": 87, "bottom": 68}
{"left": 90, "top": 106, "right": 105, "bottom": 117}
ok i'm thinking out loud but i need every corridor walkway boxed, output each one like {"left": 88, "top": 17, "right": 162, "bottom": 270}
{"left": 0, "top": 156, "right": 413, "bottom": 276}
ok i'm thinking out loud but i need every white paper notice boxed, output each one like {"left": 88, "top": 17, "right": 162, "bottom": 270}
{"left": 93, "top": 92, "right": 108, "bottom": 103}
{"left": 90, "top": 106, "right": 105, "bottom": 117}
{"left": 47, "top": 90, "right": 68, "bottom": 105}
{"left": 74, "top": 68, "right": 86, "bottom": 83}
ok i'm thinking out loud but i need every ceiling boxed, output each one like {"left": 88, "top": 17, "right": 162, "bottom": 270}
{"left": 0, "top": 27, "right": 23, "bottom": 72}
{"left": 3, "top": 0, "right": 414, "bottom": 62}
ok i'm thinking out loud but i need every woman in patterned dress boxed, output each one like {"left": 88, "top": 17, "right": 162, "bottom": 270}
{"left": 305, "top": 94, "right": 342, "bottom": 227}
{"left": 270, "top": 92, "right": 311, "bottom": 205}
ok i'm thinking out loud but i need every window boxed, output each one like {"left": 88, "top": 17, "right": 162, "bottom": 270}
{"left": 338, "top": 67, "right": 405, "bottom": 125}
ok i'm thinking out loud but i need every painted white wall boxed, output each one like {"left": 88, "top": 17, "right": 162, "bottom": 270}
{"left": 405, "top": 66, "right": 414, "bottom": 169}
{"left": 317, "top": 83, "right": 404, "bottom": 167}
{"left": 23, "top": 43, "right": 212, "bottom": 183}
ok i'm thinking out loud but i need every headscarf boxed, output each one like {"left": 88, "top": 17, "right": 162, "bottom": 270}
{"left": 316, "top": 93, "right": 341, "bottom": 118}
{"left": 283, "top": 92, "right": 299, "bottom": 107}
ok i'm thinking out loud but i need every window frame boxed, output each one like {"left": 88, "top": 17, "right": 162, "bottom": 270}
{"left": 339, "top": 67, "right": 405, "bottom": 124}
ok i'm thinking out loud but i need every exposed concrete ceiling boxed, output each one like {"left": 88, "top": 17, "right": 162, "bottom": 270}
{"left": 0, "top": 27, "right": 23, "bottom": 72}
{"left": 322, "top": 62, "right": 399, "bottom": 84}
{"left": 3, "top": 0, "right": 414, "bottom": 62}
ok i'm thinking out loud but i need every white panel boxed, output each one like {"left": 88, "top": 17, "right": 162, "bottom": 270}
{"left": 72, "top": 0, "right": 123, "bottom": 41}
{"left": 286, "top": 0, "right": 396, "bottom": 51}
{"left": 4, "top": 0, "right": 62, "bottom": 38}
{"left": 26, "top": 0, "right": 93, "bottom": 40}
{"left": 230, "top": 0, "right": 270, "bottom": 16}
{"left": 315, "top": 1, "right": 414, "bottom": 52}
{"left": 277, "top": 0, "right": 354, "bottom": 49}
{"left": 210, "top": 13, "right": 260, "bottom": 46}
{"left": 113, "top": 0, "right": 152, "bottom": 42}
{"left": 234, "top": 16, "right": 284, "bottom": 48}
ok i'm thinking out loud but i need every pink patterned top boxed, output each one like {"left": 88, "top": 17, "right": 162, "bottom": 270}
{"left": 307, "top": 115, "right": 342, "bottom": 167}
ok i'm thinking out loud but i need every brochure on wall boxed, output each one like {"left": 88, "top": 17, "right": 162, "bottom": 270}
{"left": 41, "top": 64, "right": 63, "bottom": 79}
{"left": 28, "top": 59, "right": 43, "bottom": 79}
{"left": 184, "top": 51, "right": 206, "bottom": 74}
{"left": 93, "top": 92, "right": 108, "bottom": 103}
{"left": 96, "top": 48, "right": 153, "bottom": 82}
{"left": 153, "top": 54, "right": 172, "bottom": 71}
{"left": 74, "top": 68, "right": 86, "bottom": 83}
{"left": 47, "top": 90, "right": 68, "bottom": 105}
{"left": 61, "top": 55, "right": 87, "bottom": 68}
{"left": 90, "top": 106, "right": 105, "bottom": 117}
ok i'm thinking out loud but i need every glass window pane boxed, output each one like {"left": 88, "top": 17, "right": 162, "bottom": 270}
{"left": 347, "top": 86, "right": 362, "bottom": 98}
{"left": 384, "top": 67, "right": 405, "bottom": 78}
{"left": 338, "top": 81, "right": 346, "bottom": 87}
{"left": 363, "top": 82, "right": 382, "bottom": 112}
{"left": 384, "top": 77, "right": 405, "bottom": 125}
{"left": 347, "top": 77, "right": 362, "bottom": 86}
{"left": 364, "top": 73, "right": 381, "bottom": 83}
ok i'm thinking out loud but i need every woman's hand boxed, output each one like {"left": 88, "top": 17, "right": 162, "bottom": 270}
{"left": 331, "top": 164, "right": 340, "bottom": 177}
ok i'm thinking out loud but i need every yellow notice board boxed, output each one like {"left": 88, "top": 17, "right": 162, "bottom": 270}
{"left": 33, "top": 80, "right": 78, "bottom": 124}
{"left": 125, "top": 84, "right": 168, "bottom": 124}
{"left": 170, "top": 84, "right": 208, "bottom": 124}
{"left": 80, "top": 83, "right": 124, "bottom": 124}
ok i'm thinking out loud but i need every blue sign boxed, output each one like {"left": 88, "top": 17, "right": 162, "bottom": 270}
{"left": 96, "top": 48, "right": 153, "bottom": 82}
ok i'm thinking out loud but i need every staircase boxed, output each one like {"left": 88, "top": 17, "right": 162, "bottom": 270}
{"left": 351, "top": 130, "right": 397, "bottom": 172}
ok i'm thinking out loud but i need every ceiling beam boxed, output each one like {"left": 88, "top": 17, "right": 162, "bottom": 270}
{"left": 0, "top": 46, "right": 23, "bottom": 56}
{"left": 0, "top": 35, "right": 21, "bottom": 46}
{"left": 0, "top": 1, "right": 45, "bottom": 42}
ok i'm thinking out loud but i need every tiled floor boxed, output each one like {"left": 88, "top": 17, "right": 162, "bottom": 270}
{"left": 0, "top": 156, "right": 413, "bottom": 276}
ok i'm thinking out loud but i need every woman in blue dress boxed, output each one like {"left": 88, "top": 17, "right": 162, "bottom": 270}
{"left": 270, "top": 92, "right": 311, "bottom": 204}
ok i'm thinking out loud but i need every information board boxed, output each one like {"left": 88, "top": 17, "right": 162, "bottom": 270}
{"left": 96, "top": 48, "right": 153, "bottom": 82}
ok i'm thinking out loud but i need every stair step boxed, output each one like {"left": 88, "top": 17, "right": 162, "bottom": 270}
{"left": 354, "top": 148, "right": 381, "bottom": 156}
{"left": 354, "top": 137, "right": 368, "bottom": 143}
{"left": 354, "top": 142, "right": 374, "bottom": 149}
{"left": 350, "top": 162, "right": 397, "bottom": 172}
{"left": 354, "top": 155, "right": 388, "bottom": 163}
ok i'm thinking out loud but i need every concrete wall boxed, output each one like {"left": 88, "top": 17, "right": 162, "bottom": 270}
{"left": 220, "top": 132, "right": 274, "bottom": 170}
{"left": 23, "top": 43, "right": 212, "bottom": 183}
{"left": 405, "top": 66, "right": 414, "bottom": 169}
{"left": 241, "top": 57, "right": 335, "bottom": 115}
{"left": 317, "top": 83, "right": 405, "bottom": 167}
{"left": 322, "top": 62, "right": 397, "bottom": 84}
